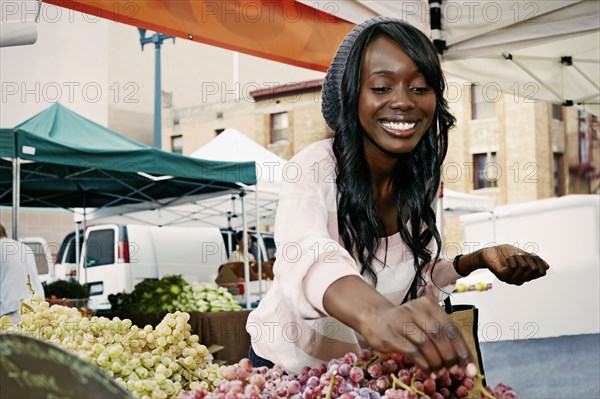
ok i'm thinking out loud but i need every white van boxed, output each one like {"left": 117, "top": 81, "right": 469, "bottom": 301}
{"left": 55, "top": 230, "right": 84, "bottom": 280}
{"left": 21, "top": 237, "right": 55, "bottom": 285}
{"left": 80, "top": 224, "right": 227, "bottom": 310}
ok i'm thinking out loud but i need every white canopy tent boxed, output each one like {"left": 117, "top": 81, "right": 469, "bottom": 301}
{"left": 442, "top": 188, "right": 495, "bottom": 215}
{"left": 299, "top": 0, "right": 600, "bottom": 116}
{"left": 190, "top": 128, "right": 287, "bottom": 229}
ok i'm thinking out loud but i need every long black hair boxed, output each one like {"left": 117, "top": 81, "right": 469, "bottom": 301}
{"left": 332, "top": 21, "right": 454, "bottom": 292}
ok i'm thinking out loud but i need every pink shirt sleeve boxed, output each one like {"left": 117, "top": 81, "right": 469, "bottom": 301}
{"left": 272, "top": 152, "right": 361, "bottom": 319}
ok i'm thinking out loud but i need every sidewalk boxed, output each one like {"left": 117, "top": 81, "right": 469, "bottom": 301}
{"left": 480, "top": 333, "right": 600, "bottom": 399}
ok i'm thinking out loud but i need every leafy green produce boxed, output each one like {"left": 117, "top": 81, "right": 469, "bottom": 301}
{"left": 110, "top": 276, "right": 243, "bottom": 314}
{"left": 115, "top": 275, "right": 189, "bottom": 315}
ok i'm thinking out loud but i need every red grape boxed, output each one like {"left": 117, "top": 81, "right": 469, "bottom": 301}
{"left": 349, "top": 366, "right": 364, "bottom": 383}
{"left": 455, "top": 385, "right": 469, "bottom": 398}
{"left": 423, "top": 378, "right": 436, "bottom": 394}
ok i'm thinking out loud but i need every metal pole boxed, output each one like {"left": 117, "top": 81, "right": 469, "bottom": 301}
{"left": 255, "top": 188, "right": 262, "bottom": 301}
{"left": 240, "top": 191, "right": 250, "bottom": 309}
{"left": 75, "top": 221, "right": 81, "bottom": 281}
{"left": 139, "top": 29, "right": 173, "bottom": 149}
{"left": 12, "top": 158, "right": 20, "bottom": 239}
{"left": 154, "top": 41, "right": 162, "bottom": 149}
{"left": 83, "top": 198, "right": 88, "bottom": 287}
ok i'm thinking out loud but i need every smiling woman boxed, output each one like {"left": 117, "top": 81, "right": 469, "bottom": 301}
{"left": 246, "top": 16, "right": 550, "bottom": 376}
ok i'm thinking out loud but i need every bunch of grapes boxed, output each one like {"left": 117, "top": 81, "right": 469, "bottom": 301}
{"left": 483, "top": 384, "right": 517, "bottom": 399}
{"left": 178, "top": 348, "right": 517, "bottom": 399}
{"left": 172, "top": 283, "right": 243, "bottom": 313}
{"left": 0, "top": 294, "right": 221, "bottom": 399}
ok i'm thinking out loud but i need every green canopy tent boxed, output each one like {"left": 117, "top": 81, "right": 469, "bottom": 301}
{"left": 0, "top": 103, "right": 256, "bottom": 238}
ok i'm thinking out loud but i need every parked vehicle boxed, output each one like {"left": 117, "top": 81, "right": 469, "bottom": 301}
{"left": 20, "top": 237, "right": 55, "bottom": 285}
{"left": 54, "top": 229, "right": 84, "bottom": 280}
{"left": 80, "top": 224, "right": 227, "bottom": 310}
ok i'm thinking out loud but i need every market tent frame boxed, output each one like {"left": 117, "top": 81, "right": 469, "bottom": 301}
{"left": 0, "top": 103, "right": 257, "bottom": 237}
{"left": 298, "top": 0, "right": 599, "bottom": 115}
{"left": 42, "top": 0, "right": 599, "bottom": 115}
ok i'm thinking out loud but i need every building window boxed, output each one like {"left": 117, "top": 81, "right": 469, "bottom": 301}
{"left": 270, "top": 112, "right": 288, "bottom": 144}
{"left": 473, "top": 152, "right": 499, "bottom": 189}
{"left": 578, "top": 111, "right": 597, "bottom": 164}
{"left": 553, "top": 153, "right": 564, "bottom": 196}
{"left": 552, "top": 104, "right": 563, "bottom": 121}
{"left": 215, "top": 128, "right": 225, "bottom": 136}
{"left": 471, "top": 84, "right": 496, "bottom": 120}
{"left": 171, "top": 135, "right": 183, "bottom": 154}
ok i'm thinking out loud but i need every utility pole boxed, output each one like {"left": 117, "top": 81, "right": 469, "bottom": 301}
{"left": 138, "top": 29, "right": 175, "bottom": 149}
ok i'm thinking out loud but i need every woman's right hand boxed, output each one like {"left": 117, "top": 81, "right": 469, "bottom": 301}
{"left": 323, "top": 276, "right": 475, "bottom": 376}
{"left": 359, "top": 295, "right": 475, "bottom": 376}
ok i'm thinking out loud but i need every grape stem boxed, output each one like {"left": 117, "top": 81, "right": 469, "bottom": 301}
{"left": 410, "top": 374, "right": 430, "bottom": 399}
{"left": 26, "top": 275, "right": 34, "bottom": 296}
{"left": 390, "top": 374, "right": 411, "bottom": 392}
{"left": 19, "top": 276, "right": 36, "bottom": 316}
{"left": 362, "top": 354, "right": 380, "bottom": 369}
{"left": 177, "top": 359, "right": 196, "bottom": 390}
{"left": 325, "top": 370, "right": 338, "bottom": 399}
{"left": 468, "top": 374, "right": 497, "bottom": 399}
{"left": 20, "top": 299, "right": 34, "bottom": 314}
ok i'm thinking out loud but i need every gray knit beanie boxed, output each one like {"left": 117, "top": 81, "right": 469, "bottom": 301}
{"left": 321, "top": 16, "right": 404, "bottom": 132}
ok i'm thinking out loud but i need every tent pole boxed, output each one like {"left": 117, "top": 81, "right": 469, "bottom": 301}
{"left": 240, "top": 190, "right": 250, "bottom": 310}
{"left": 571, "top": 64, "right": 600, "bottom": 91}
{"left": 75, "top": 220, "right": 81, "bottom": 282}
{"left": 505, "top": 55, "right": 563, "bottom": 101}
{"left": 12, "top": 158, "right": 20, "bottom": 239}
{"left": 255, "top": 188, "right": 262, "bottom": 301}
{"left": 83, "top": 198, "right": 88, "bottom": 287}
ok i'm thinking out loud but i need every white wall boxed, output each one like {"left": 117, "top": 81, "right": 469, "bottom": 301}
{"left": 457, "top": 195, "right": 600, "bottom": 340}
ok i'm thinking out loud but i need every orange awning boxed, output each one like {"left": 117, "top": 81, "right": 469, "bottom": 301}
{"left": 44, "top": 0, "right": 356, "bottom": 72}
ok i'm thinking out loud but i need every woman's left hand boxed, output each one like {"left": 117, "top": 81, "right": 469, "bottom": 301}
{"left": 478, "top": 244, "right": 549, "bottom": 285}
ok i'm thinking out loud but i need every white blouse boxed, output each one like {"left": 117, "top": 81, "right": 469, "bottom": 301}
{"left": 246, "top": 139, "right": 461, "bottom": 373}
